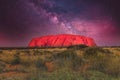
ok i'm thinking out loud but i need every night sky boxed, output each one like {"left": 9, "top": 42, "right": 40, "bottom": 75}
{"left": 0, "top": 0, "right": 120, "bottom": 47}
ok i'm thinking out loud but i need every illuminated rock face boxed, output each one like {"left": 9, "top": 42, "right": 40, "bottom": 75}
{"left": 28, "top": 34, "right": 96, "bottom": 47}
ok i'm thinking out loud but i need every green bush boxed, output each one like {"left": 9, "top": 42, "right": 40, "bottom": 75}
{"left": 53, "top": 50, "right": 76, "bottom": 60}
{"left": 0, "top": 64, "right": 5, "bottom": 73}
{"left": 53, "top": 50, "right": 86, "bottom": 71}
{"left": 83, "top": 47, "right": 120, "bottom": 77}
{"left": 83, "top": 47, "right": 110, "bottom": 72}
{"left": 35, "top": 57, "right": 46, "bottom": 69}
{"left": 11, "top": 53, "right": 21, "bottom": 65}
{"left": 83, "top": 47, "right": 111, "bottom": 58}
{"left": 72, "top": 56, "right": 85, "bottom": 70}
{"left": 104, "top": 56, "right": 120, "bottom": 77}
{"left": 67, "top": 44, "right": 88, "bottom": 50}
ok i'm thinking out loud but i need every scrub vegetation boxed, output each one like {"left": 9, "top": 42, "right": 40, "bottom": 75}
{"left": 0, "top": 45, "right": 120, "bottom": 80}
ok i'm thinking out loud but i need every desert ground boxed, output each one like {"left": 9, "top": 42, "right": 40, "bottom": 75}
{"left": 0, "top": 45, "right": 120, "bottom": 80}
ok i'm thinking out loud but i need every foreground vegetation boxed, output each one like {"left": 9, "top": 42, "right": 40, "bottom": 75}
{"left": 0, "top": 45, "right": 120, "bottom": 80}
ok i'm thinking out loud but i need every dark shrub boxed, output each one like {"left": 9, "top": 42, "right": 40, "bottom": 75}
{"left": 35, "top": 58, "right": 45, "bottom": 69}
{"left": 83, "top": 47, "right": 119, "bottom": 76}
{"left": 53, "top": 50, "right": 77, "bottom": 60}
{"left": 53, "top": 50, "right": 86, "bottom": 71}
{"left": 11, "top": 53, "right": 21, "bottom": 65}
{"left": 67, "top": 44, "right": 88, "bottom": 50}
{"left": 84, "top": 47, "right": 97, "bottom": 58}
{"left": 72, "top": 56, "right": 85, "bottom": 70}
{"left": 0, "top": 50, "right": 3, "bottom": 54}
{"left": 104, "top": 56, "right": 120, "bottom": 77}
{"left": 83, "top": 47, "right": 110, "bottom": 58}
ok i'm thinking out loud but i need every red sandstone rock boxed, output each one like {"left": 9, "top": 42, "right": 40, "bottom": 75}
{"left": 28, "top": 34, "right": 96, "bottom": 47}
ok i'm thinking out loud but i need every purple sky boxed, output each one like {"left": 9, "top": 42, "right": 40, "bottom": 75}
{"left": 0, "top": 0, "right": 120, "bottom": 47}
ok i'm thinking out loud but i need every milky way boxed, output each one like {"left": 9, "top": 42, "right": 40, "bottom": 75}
{"left": 0, "top": 0, "right": 120, "bottom": 47}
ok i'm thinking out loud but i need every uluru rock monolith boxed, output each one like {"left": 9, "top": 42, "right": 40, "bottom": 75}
{"left": 28, "top": 34, "right": 96, "bottom": 47}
